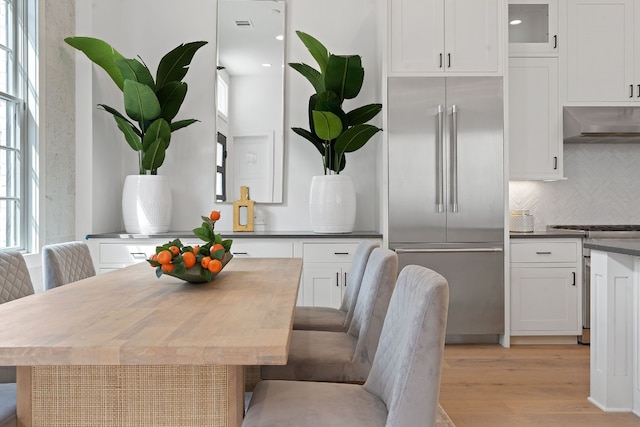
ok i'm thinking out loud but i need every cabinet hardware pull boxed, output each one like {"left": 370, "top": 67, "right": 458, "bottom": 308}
{"left": 234, "top": 252, "right": 248, "bottom": 255}
{"left": 344, "top": 272, "right": 348, "bottom": 287}
{"left": 637, "top": 85, "right": 639, "bottom": 97}
{"left": 336, "top": 272, "right": 339, "bottom": 287}
{"left": 447, "top": 53, "right": 451, "bottom": 68}
{"left": 572, "top": 272, "right": 576, "bottom": 286}
{"left": 334, "top": 252, "right": 349, "bottom": 255}
{"left": 553, "top": 35, "right": 557, "bottom": 49}
{"left": 553, "top": 156, "right": 558, "bottom": 170}
{"left": 436, "top": 106, "right": 445, "bottom": 213}
{"left": 631, "top": 84, "right": 634, "bottom": 98}
{"left": 535, "top": 251, "right": 552, "bottom": 255}
{"left": 130, "top": 252, "right": 147, "bottom": 259}
{"left": 439, "top": 53, "right": 443, "bottom": 68}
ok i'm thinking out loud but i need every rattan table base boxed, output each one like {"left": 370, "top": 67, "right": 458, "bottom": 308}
{"left": 21, "top": 365, "right": 244, "bottom": 427}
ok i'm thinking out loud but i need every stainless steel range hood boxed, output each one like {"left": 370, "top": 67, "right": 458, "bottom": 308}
{"left": 564, "top": 106, "right": 640, "bottom": 143}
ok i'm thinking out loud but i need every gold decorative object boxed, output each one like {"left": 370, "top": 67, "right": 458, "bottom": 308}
{"left": 233, "top": 186, "right": 255, "bottom": 231}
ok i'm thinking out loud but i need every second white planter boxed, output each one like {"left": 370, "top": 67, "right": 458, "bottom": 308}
{"left": 122, "top": 175, "right": 172, "bottom": 234}
{"left": 309, "top": 175, "right": 356, "bottom": 233}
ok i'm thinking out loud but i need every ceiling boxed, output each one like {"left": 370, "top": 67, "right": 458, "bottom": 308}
{"left": 217, "top": 0, "right": 285, "bottom": 77}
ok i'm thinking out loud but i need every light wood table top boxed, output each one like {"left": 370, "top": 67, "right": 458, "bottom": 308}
{"left": 0, "top": 257, "right": 302, "bottom": 366}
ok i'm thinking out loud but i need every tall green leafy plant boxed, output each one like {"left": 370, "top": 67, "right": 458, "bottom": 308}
{"left": 65, "top": 37, "right": 207, "bottom": 175}
{"left": 289, "top": 31, "right": 382, "bottom": 174}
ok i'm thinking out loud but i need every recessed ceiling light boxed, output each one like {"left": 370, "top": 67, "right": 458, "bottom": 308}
{"left": 275, "top": 35, "right": 284, "bottom": 41}
{"left": 262, "top": 63, "right": 272, "bottom": 67}
{"left": 510, "top": 19, "right": 522, "bottom": 25}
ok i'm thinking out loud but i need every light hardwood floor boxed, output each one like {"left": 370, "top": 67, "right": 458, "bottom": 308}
{"left": 439, "top": 344, "right": 640, "bottom": 427}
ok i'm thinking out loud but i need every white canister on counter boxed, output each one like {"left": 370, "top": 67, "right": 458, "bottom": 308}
{"left": 510, "top": 209, "right": 534, "bottom": 232}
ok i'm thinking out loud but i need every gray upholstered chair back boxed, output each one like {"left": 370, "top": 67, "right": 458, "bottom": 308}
{"left": 346, "top": 248, "right": 398, "bottom": 371}
{"left": 363, "top": 265, "right": 449, "bottom": 427}
{"left": 0, "top": 250, "right": 34, "bottom": 388}
{"left": 339, "top": 240, "right": 379, "bottom": 327}
{"left": 42, "top": 241, "right": 96, "bottom": 290}
{"left": 0, "top": 251, "right": 34, "bottom": 305}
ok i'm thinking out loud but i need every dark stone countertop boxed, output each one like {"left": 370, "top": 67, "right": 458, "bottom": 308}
{"left": 86, "top": 230, "right": 383, "bottom": 240}
{"left": 584, "top": 239, "right": 640, "bottom": 257}
{"left": 510, "top": 230, "right": 585, "bottom": 239}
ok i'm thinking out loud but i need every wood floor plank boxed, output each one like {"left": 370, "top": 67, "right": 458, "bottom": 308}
{"left": 439, "top": 344, "right": 640, "bottom": 427}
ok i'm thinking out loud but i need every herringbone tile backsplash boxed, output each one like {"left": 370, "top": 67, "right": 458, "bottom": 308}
{"left": 509, "top": 143, "right": 640, "bottom": 230}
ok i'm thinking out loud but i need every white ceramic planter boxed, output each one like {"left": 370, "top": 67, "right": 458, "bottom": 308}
{"left": 309, "top": 175, "right": 356, "bottom": 233}
{"left": 122, "top": 175, "right": 172, "bottom": 234}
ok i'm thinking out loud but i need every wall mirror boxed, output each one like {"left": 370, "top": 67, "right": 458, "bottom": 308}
{"left": 216, "top": 0, "right": 285, "bottom": 204}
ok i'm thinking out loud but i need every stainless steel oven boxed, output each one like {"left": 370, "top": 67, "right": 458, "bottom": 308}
{"left": 548, "top": 225, "right": 640, "bottom": 345}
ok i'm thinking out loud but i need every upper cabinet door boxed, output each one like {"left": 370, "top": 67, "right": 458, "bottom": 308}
{"left": 444, "top": 0, "right": 501, "bottom": 73}
{"left": 389, "top": 0, "right": 502, "bottom": 75}
{"left": 390, "top": 0, "right": 445, "bottom": 73}
{"left": 566, "top": 0, "right": 635, "bottom": 102}
{"left": 508, "top": 0, "right": 559, "bottom": 55}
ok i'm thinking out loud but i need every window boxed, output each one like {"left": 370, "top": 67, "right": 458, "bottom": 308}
{"left": 0, "top": 0, "right": 35, "bottom": 251}
{"left": 216, "top": 132, "right": 227, "bottom": 202}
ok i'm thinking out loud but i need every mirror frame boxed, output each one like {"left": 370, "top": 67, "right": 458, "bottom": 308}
{"left": 215, "top": 0, "right": 286, "bottom": 204}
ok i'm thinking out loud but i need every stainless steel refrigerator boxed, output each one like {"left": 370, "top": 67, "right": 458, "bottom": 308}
{"left": 388, "top": 77, "right": 505, "bottom": 343}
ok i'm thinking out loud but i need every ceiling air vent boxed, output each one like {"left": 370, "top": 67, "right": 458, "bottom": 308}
{"left": 235, "top": 20, "right": 253, "bottom": 28}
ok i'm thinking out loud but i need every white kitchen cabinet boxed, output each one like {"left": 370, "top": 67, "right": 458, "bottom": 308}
{"left": 301, "top": 243, "right": 358, "bottom": 308}
{"left": 87, "top": 235, "right": 380, "bottom": 308}
{"left": 510, "top": 238, "right": 582, "bottom": 336}
{"left": 565, "top": 0, "right": 640, "bottom": 102}
{"left": 509, "top": 57, "right": 562, "bottom": 180}
{"left": 508, "top": 0, "right": 558, "bottom": 55}
{"left": 389, "top": 0, "right": 502, "bottom": 75}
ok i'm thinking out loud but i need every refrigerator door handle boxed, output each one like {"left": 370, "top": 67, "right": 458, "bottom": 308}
{"left": 450, "top": 105, "right": 459, "bottom": 213}
{"left": 394, "top": 247, "right": 504, "bottom": 254}
{"left": 436, "top": 105, "right": 445, "bottom": 213}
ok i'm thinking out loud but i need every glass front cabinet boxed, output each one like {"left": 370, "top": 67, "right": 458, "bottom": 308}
{"left": 508, "top": 0, "right": 558, "bottom": 55}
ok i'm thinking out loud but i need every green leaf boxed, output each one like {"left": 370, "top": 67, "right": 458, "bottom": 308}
{"left": 345, "top": 103, "right": 382, "bottom": 126}
{"left": 123, "top": 80, "right": 161, "bottom": 123}
{"left": 312, "top": 110, "right": 342, "bottom": 141}
{"left": 64, "top": 36, "right": 126, "bottom": 90}
{"left": 193, "top": 226, "right": 210, "bottom": 242}
{"left": 211, "top": 248, "right": 225, "bottom": 260}
{"left": 292, "top": 127, "right": 325, "bottom": 155}
{"left": 315, "top": 91, "right": 343, "bottom": 115}
{"left": 222, "top": 239, "right": 233, "bottom": 252}
{"left": 174, "top": 263, "right": 186, "bottom": 276}
{"left": 170, "top": 119, "right": 199, "bottom": 132}
{"left": 156, "top": 41, "right": 208, "bottom": 89}
{"left": 143, "top": 119, "right": 171, "bottom": 151}
{"left": 141, "top": 138, "right": 167, "bottom": 170}
{"left": 157, "top": 81, "right": 188, "bottom": 122}
{"left": 334, "top": 124, "right": 382, "bottom": 154}
{"left": 201, "top": 269, "right": 213, "bottom": 282}
{"left": 155, "top": 266, "right": 163, "bottom": 278}
{"left": 115, "top": 58, "right": 155, "bottom": 89}
{"left": 114, "top": 116, "right": 143, "bottom": 151}
{"left": 289, "top": 63, "right": 325, "bottom": 94}
{"left": 325, "top": 54, "right": 364, "bottom": 100}
{"left": 295, "top": 31, "right": 329, "bottom": 74}
{"left": 98, "top": 104, "right": 142, "bottom": 137}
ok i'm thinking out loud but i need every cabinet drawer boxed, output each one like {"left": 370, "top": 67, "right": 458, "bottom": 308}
{"left": 231, "top": 241, "right": 293, "bottom": 258}
{"left": 511, "top": 242, "right": 578, "bottom": 263}
{"left": 303, "top": 243, "right": 359, "bottom": 263}
{"left": 99, "top": 243, "right": 157, "bottom": 264}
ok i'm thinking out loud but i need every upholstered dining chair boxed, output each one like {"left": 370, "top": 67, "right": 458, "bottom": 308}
{"left": 243, "top": 265, "right": 449, "bottom": 427}
{"left": 293, "top": 240, "right": 378, "bottom": 332}
{"left": 261, "top": 248, "right": 398, "bottom": 383}
{"left": 42, "top": 241, "right": 96, "bottom": 290}
{"left": 0, "top": 250, "right": 35, "bottom": 427}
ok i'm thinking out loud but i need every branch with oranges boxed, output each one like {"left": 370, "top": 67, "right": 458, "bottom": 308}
{"left": 147, "top": 210, "right": 233, "bottom": 282}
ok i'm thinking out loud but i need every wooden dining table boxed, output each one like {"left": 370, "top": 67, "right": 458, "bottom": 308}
{"left": 0, "top": 257, "right": 302, "bottom": 427}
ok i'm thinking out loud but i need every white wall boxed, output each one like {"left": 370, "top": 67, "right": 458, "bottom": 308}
{"left": 510, "top": 143, "right": 640, "bottom": 229}
{"left": 76, "top": 0, "right": 382, "bottom": 235}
